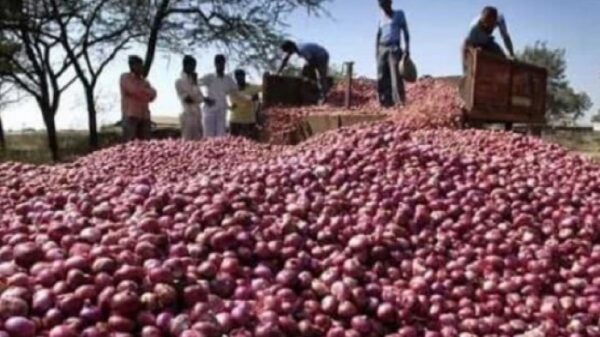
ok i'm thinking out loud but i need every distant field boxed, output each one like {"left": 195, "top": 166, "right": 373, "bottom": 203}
{"left": 1, "top": 126, "right": 599, "bottom": 165}
{"left": 543, "top": 130, "right": 600, "bottom": 160}
{"left": 0, "top": 130, "right": 123, "bottom": 164}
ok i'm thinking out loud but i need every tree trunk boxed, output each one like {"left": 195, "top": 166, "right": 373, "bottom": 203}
{"left": 42, "top": 110, "right": 59, "bottom": 162}
{"left": 85, "top": 89, "right": 99, "bottom": 149}
{"left": 0, "top": 115, "right": 5, "bottom": 151}
{"left": 143, "top": 0, "right": 171, "bottom": 76}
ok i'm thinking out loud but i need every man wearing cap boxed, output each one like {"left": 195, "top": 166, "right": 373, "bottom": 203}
{"left": 175, "top": 55, "right": 214, "bottom": 140}
{"left": 199, "top": 54, "right": 237, "bottom": 138}
{"left": 277, "top": 40, "right": 330, "bottom": 104}
{"left": 119, "top": 56, "right": 157, "bottom": 141}
{"left": 376, "top": 0, "right": 410, "bottom": 107}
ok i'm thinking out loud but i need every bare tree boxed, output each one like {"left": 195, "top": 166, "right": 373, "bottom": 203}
{"left": 0, "top": 1, "right": 79, "bottom": 161}
{"left": 0, "top": 80, "right": 18, "bottom": 150}
{"left": 49, "top": 0, "right": 141, "bottom": 148}
{"left": 124, "top": 0, "right": 329, "bottom": 76}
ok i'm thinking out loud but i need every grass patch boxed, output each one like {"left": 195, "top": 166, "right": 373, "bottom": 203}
{"left": 0, "top": 127, "right": 181, "bottom": 164}
{"left": 0, "top": 130, "right": 122, "bottom": 164}
{"left": 1, "top": 126, "right": 600, "bottom": 165}
{"left": 543, "top": 131, "right": 600, "bottom": 154}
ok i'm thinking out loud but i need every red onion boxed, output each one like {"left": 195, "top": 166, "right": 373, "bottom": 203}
{"left": 154, "top": 283, "right": 177, "bottom": 308}
{"left": 107, "top": 315, "right": 135, "bottom": 332}
{"left": 31, "top": 290, "right": 54, "bottom": 314}
{"left": 5, "top": 317, "right": 36, "bottom": 337}
{"left": 180, "top": 330, "right": 204, "bottom": 337}
{"left": 43, "top": 308, "right": 64, "bottom": 328}
{"left": 0, "top": 296, "right": 29, "bottom": 318}
{"left": 351, "top": 316, "right": 371, "bottom": 334}
{"left": 169, "top": 314, "right": 191, "bottom": 336}
{"left": 57, "top": 294, "right": 83, "bottom": 316}
{"left": 81, "top": 326, "right": 109, "bottom": 337}
{"left": 14, "top": 242, "right": 43, "bottom": 268}
{"left": 140, "top": 326, "right": 162, "bottom": 337}
{"left": 110, "top": 291, "right": 141, "bottom": 317}
{"left": 156, "top": 312, "right": 173, "bottom": 332}
{"left": 338, "top": 301, "right": 358, "bottom": 318}
{"left": 48, "top": 325, "right": 78, "bottom": 337}
{"left": 80, "top": 305, "right": 102, "bottom": 323}
{"left": 321, "top": 296, "right": 338, "bottom": 315}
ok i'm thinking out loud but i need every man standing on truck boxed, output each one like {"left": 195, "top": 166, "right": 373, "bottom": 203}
{"left": 463, "top": 6, "right": 515, "bottom": 69}
{"left": 376, "top": 0, "right": 410, "bottom": 108}
{"left": 277, "top": 40, "right": 330, "bottom": 104}
{"left": 462, "top": 7, "right": 517, "bottom": 131}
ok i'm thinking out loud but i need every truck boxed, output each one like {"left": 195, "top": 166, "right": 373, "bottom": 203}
{"left": 462, "top": 49, "right": 548, "bottom": 134}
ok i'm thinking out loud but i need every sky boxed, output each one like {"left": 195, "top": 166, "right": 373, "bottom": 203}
{"left": 2, "top": 0, "right": 599, "bottom": 130}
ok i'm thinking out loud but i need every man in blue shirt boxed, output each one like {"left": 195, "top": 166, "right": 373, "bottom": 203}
{"left": 463, "top": 6, "right": 515, "bottom": 70}
{"left": 376, "top": 0, "right": 410, "bottom": 107}
{"left": 277, "top": 40, "right": 330, "bottom": 104}
{"left": 461, "top": 6, "right": 516, "bottom": 131}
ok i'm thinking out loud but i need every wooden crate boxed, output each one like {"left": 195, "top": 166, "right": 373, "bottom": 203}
{"left": 262, "top": 74, "right": 333, "bottom": 108}
{"left": 463, "top": 50, "right": 547, "bottom": 124}
{"left": 262, "top": 74, "right": 305, "bottom": 107}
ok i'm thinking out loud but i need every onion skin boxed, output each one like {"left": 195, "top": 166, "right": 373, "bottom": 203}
{"left": 48, "top": 325, "right": 78, "bottom": 337}
{"left": 0, "top": 297, "right": 29, "bottom": 318}
{"left": 110, "top": 291, "right": 142, "bottom": 317}
{"left": 5, "top": 317, "right": 36, "bottom": 337}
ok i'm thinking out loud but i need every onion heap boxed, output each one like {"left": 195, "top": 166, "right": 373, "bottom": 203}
{"left": 0, "top": 79, "right": 598, "bottom": 337}
{"left": 263, "top": 78, "right": 464, "bottom": 144}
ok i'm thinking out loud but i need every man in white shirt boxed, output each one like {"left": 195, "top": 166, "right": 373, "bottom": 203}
{"left": 463, "top": 6, "right": 515, "bottom": 67}
{"left": 175, "top": 55, "right": 214, "bottom": 140}
{"left": 199, "top": 54, "right": 237, "bottom": 138}
{"left": 376, "top": 0, "right": 410, "bottom": 107}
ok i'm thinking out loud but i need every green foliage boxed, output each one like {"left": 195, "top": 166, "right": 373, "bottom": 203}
{"left": 592, "top": 110, "right": 600, "bottom": 123}
{"left": 518, "top": 41, "right": 592, "bottom": 121}
{"left": 0, "top": 1, "right": 21, "bottom": 75}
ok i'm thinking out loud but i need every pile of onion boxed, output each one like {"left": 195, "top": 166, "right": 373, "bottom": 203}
{"left": 0, "top": 78, "right": 597, "bottom": 337}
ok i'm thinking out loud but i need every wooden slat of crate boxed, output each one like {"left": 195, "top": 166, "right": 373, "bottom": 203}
{"left": 465, "top": 50, "right": 547, "bottom": 124}
{"left": 304, "top": 115, "right": 340, "bottom": 135}
{"left": 510, "top": 63, "right": 547, "bottom": 123}
{"left": 339, "top": 114, "right": 388, "bottom": 127}
{"left": 262, "top": 75, "right": 304, "bottom": 107}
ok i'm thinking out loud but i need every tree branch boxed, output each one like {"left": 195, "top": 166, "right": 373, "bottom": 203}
{"left": 3, "top": 71, "right": 39, "bottom": 99}
{"left": 92, "top": 35, "right": 136, "bottom": 85}
{"left": 59, "top": 75, "right": 78, "bottom": 93}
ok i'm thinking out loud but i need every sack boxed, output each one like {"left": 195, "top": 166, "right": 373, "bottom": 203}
{"left": 399, "top": 55, "right": 418, "bottom": 83}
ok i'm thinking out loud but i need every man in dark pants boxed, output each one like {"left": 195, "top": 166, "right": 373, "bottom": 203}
{"left": 462, "top": 6, "right": 515, "bottom": 70}
{"left": 277, "top": 40, "right": 330, "bottom": 104}
{"left": 376, "top": 0, "right": 410, "bottom": 108}
{"left": 119, "top": 56, "right": 157, "bottom": 141}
